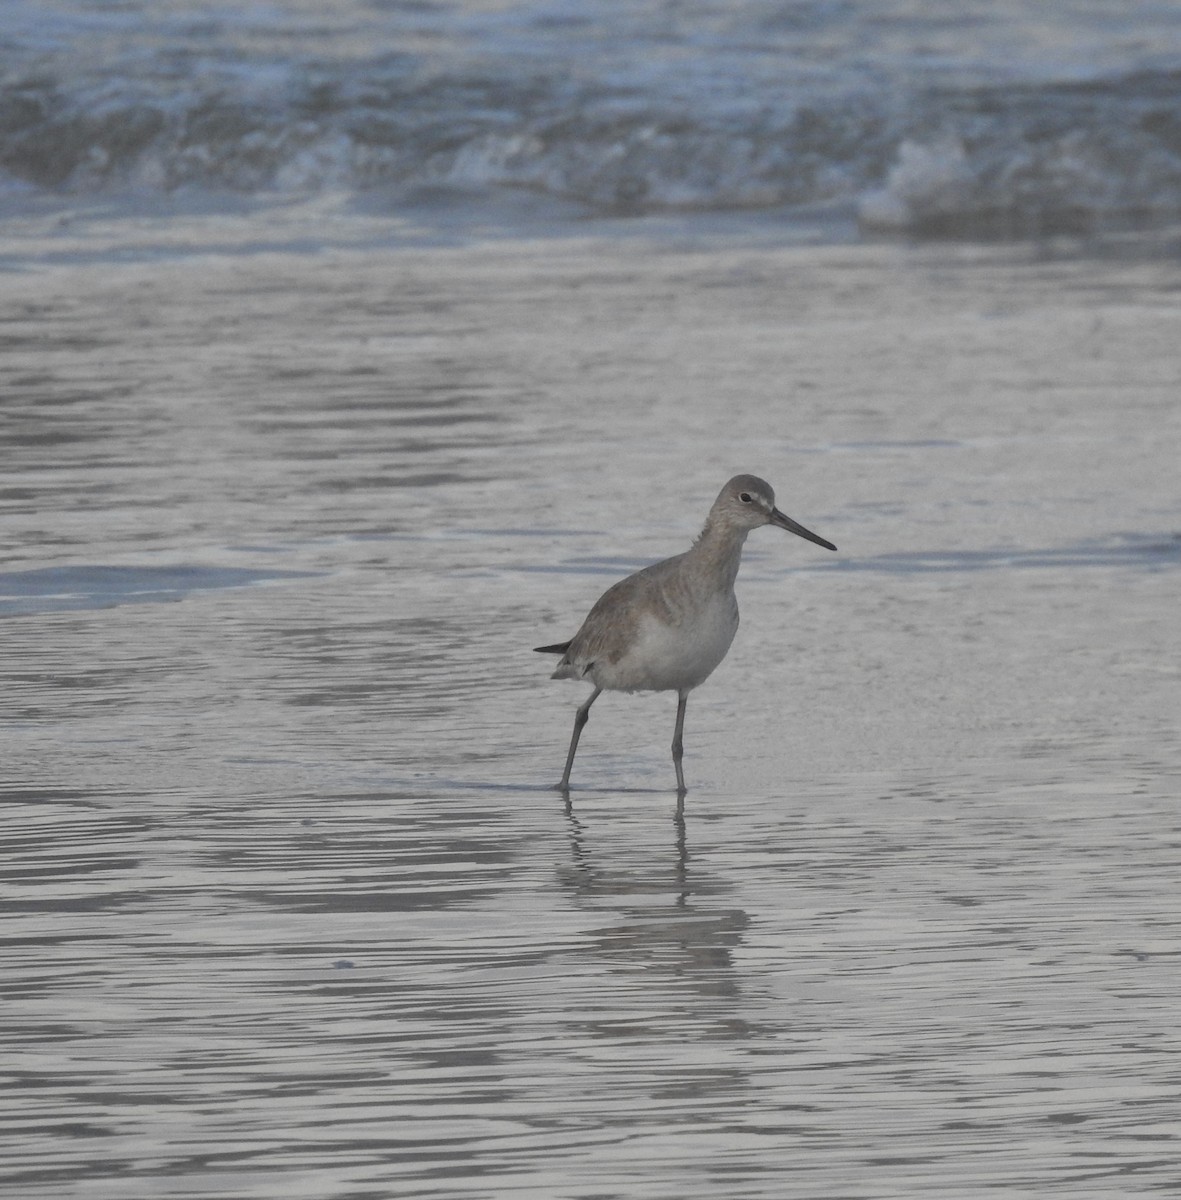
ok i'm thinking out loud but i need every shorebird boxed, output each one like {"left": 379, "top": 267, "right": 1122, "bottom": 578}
{"left": 535, "top": 474, "right": 836, "bottom": 793}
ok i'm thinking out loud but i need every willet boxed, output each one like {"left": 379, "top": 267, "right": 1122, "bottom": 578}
{"left": 535, "top": 474, "right": 836, "bottom": 793}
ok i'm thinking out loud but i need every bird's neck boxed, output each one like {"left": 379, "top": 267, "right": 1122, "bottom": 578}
{"left": 691, "top": 518, "right": 748, "bottom": 589}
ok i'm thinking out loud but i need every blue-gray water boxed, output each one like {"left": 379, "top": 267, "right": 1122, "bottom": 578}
{"left": 3, "top": 4, "right": 1181, "bottom": 1194}
{"left": 3, "top": 222, "right": 1180, "bottom": 1196}
{"left": 8, "top": 0, "right": 1181, "bottom": 234}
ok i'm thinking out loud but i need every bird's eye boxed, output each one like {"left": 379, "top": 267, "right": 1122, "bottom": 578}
{"left": 739, "top": 492, "right": 753, "bottom": 504}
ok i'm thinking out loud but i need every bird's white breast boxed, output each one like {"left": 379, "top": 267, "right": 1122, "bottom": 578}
{"left": 590, "top": 592, "right": 738, "bottom": 693}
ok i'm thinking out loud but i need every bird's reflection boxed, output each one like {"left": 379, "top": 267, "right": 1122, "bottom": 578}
{"left": 673, "top": 791, "right": 688, "bottom": 901}
{"left": 562, "top": 789, "right": 690, "bottom": 905}
{"left": 557, "top": 790, "right": 748, "bottom": 1001}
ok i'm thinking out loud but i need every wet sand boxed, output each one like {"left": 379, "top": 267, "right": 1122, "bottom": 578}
{"left": 2, "top": 212, "right": 1180, "bottom": 1196}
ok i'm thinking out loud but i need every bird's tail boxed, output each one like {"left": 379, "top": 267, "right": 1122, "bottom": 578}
{"left": 533, "top": 641, "right": 572, "bottom": 655}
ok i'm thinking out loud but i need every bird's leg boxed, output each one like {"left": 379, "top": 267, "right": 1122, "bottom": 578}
{"left": 559, "top": 687, "right": 601, "bottom": 791}
{"left": 672, "top": 690, "right": 689, "bottom": 795}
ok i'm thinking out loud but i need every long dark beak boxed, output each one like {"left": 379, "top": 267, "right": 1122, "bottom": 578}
{"left": 770, "top": 507, "right": 837, "bottom": 552}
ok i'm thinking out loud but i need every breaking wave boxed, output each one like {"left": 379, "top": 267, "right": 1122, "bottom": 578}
{"left": 4, "top": 4, "right": 1181, "bottom": 238}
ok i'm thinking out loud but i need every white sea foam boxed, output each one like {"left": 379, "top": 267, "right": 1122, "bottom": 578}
{"left": 4, "top": 1, "right": 1181, "bottom": 235}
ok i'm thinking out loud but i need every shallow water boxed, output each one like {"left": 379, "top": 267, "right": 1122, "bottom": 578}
{"left": 3, "top": 216, "right": 1181, "bottom": 1197}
